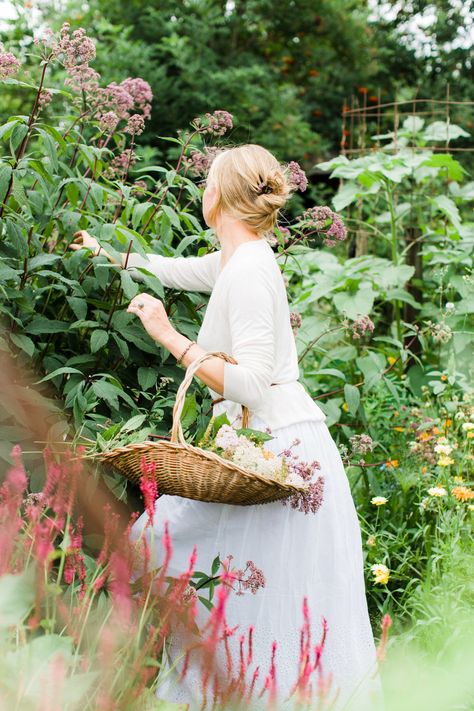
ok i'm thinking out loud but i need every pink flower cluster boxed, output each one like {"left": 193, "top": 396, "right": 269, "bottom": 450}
{"left": 349, "top": 433, "right": 374, "bottom": 455}
{"left": 287, "top": 161, "right": 308, "bottom": 192}
{"left": 303, "top": 205, "right": 347, "bottom": 246}
{"left": 107, "top": 149, "right": 137, "bottom": 179}
{"left": 351, "top": 315, "right": 375, "bottom": 339}
{"left": 0, "top": 50, "right": 21, "bottom": 79}
{"left": 125, "top": 113, "right": 146, "bottom": 136}
{"left": 228, "top": 557, "right": 266, "bottom": 596}
{"left": 53, "top": 23, "right": 99, "bottom": 94}
{"left": 194, "top": 110, "right": 233, "bottom": 136}
{"left": 188, "top": 146, "right": 221, "bottom": 177}
{"left": 278, "top": 438, "right": 325, "bottom": 515}
{"left": 290, "top": 311, "right": 302, "bottom": 333}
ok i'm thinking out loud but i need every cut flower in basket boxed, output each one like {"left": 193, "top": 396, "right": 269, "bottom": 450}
{"left": 197, "top": 415, "right": 325, "bottom": 515}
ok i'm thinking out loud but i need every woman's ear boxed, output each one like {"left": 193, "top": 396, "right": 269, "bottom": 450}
{"left": 203, "top": 184, "right": 220, "bottom": 227}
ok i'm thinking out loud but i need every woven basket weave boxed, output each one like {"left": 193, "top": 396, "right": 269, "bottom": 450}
{"left": 95, "top": 351, "right": 306, "bottom": 506}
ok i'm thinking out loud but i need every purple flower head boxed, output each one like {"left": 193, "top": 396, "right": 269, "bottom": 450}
{"left": 290, "top": 311, "right": 302, "bottom": 333}
{"left": 232, "top": 559, "right": 266, "bottom": 595}
{"left": 303, "top": 205, "right": 347, "bottom": 246}
{"left": 54, "top": 24, "right": 96, "bottom": 67}
{"left": 275, "top": 225, "right": 292, "bottom": 245}
{"left": 125, "top": 113, "right": 145, "bottom": 136}
{"left": 99, "top": 110, "right": 119, "bottom": 133}
{"left": 197, "top": 110, "right": 233, "bottom": 136}
{"left": 38, "top": 89, "right": 53, "bottom": 108}
{"left": 350, "top": 433, "right": 374, "bottom": 455}
{"left": 107, "top": 149, "right": 137, "bottom": 179}
{"left": 287, "top": 161, "right": 308, "bottom": 192}
{"left": 188, "top": 146, "right": 221, "bottom": 177}
{"left": 283, "top": 476, "right": 325, "bottom": 515}
{"left": 120, "top": 77, "right": 153, "bottom": 119}
{"left": 0, "top": 50, "right": 21, "bottom": 79}
{"left": 351, "top": 315, "right": 375, "bottom": 340}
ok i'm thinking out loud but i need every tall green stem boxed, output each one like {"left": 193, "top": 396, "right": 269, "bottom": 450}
{"left": 386, "top": 183, "right": 402, "bottom": 343}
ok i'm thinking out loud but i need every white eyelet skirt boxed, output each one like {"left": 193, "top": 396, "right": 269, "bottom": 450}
{"left": 130, "top": 415, "right": 385, "bottom": 710}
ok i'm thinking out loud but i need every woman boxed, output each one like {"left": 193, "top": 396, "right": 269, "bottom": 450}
{"left": 71, "top": 144, "right": 382, "bottom": 709}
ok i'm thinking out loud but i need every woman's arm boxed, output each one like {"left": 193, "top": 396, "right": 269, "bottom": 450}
{"left": 70, "top": 230, "right": 221, "bottom": 294}
{"left": 126, "top": 250, "right": 221, "bottom": 293}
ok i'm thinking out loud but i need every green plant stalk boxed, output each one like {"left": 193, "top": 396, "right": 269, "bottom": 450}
{"left": 386, "top": 183, "right": 402, "bottom": 344}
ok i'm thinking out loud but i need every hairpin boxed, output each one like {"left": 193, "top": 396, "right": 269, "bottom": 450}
{"left": 256, "top": 182, "right": 273, "bottom": 195}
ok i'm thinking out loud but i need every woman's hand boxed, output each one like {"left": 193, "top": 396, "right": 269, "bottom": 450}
{"left": 127, "top": 293, "right": 175, "bottom": 344}
{"left": 69, "top": 230, "right": 120, "bottom": 265}
{"left": 70, "top": 230, "right": 101, "bottom": 256}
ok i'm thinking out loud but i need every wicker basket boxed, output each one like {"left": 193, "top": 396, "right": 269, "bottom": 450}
{"left": 94, "top": 351, "right": 306, "bottom": 506}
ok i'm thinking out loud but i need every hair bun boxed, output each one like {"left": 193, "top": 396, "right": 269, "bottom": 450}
{"left": 264, "top": 169, "right": 286, "bottom": 196}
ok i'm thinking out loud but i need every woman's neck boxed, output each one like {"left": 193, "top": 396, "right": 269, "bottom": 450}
{"left": 215, "top": 215, "right": 262, "bottom": 268}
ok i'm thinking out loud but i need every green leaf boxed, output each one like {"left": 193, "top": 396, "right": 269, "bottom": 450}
{"left": 162, "top": 205, "right": 182, "bottom": 230}
{"left": 0, "top": 566, "right": 35, "bottom": 628}
{"left": 333, "top": 286, "right": 375, "bottom": 319}
{"left": 344, "top": 383, "right": 360, "bottom": 415}
{"left": 26, "top": 317, "right": 69, "bottom": 335}
{"left": 138, "top": 366, "right": 158, "bottom": 391}
{"left": 36, "top": 367, "right": 83, "bottom": 383}
{"left": 120, "top": 270, "right": 139, "bottom": 299}
{"left": 432, "top": 195, "right": 462, "bottom": 231}
{"left": 332, "top": 182, "right": 360, "bottom": 211}
{"left": 121, "top": 414, "right": 147, "bottom": 432}
{"left": 90, "top": 329, "right": 109, "bottom": 353}
{"left": 9, "top": 332, "right": 35, "bottom": 357}
{"left": 198, "top": 596, "right": 214, "bottom": 612}
{"left": 211, "top": 555, "right": 221, "bottom": 576}
{"left": 0, "top": 163, "right": 12, "bottom": 203}
{"left": 423, "top": 121, "right": 470, "bottom": 142}
{"left": 67, "top": 296, "right": 87, "bottom": 321}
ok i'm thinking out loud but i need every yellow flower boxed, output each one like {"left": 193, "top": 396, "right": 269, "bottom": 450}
{"left": 386, "top": 459, "right": 399, "bottom": 469}
{"left": 371, "top": 564, "right": 390, "bottom": 585}
{"left": 367, "top": 535, "right": 376, "bottom": 547}
{"left": 428, "top": 486, "right": 448, "bottom": 497}
{"left": 262, "top": 449, "right": 276, "bottom": 460}
{"left": 371, "top": 496, "right": 388, "bottom": 506}
{"left": 444, "top": 418, "right": 452, "bottom": 428}
{"left": 437, "top": 455, "right": 455, "bottom": 466}
{"left": 468, "top": 431, "right": 474, "bottom": 439}
{"left": 440, "top": 374, "right": 447, "bottom": 381}
{"left": 342, "top": 402, "right": 349, "bottom": 412}
{"left": 451, "top": 486, "right": 474, "bottom": 502}
{"left": 387, "top": 356, "right": 396, "bottom": 366}
{"left": 393, "top": 426, "right": 404, "bottom": 432}
{"left": 421, "top": 466, "right": 428, "bottom": 474}
{"left": 453, "top": 475, "right": 464, "bottom": 483}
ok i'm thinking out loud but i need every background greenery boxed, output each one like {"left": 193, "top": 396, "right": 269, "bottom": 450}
{"left": 0, "top": 2, "right": 473, "bottom": 708}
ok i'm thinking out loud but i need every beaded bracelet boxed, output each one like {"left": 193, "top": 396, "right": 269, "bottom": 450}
{"left": 177, "top": 340, "right": 197, "bottom": 365}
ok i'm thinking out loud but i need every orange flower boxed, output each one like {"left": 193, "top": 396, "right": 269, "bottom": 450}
{"left": 432, "top": 427, "right": 441, "bottom": 435}
{"left": 308, "top": 69, "right": 319, "bottom": 77}
{"left": 421, "top": 466, "right": 428, "bottom": 474}
{"left": 454, "top": 486, "right": 474, "bottom": 501}
{"left": 441, "top": 374, "right": 447, "bottom": 381}
{"left": 393, "top": 426, "right": 404, "bottom": 432}
{"left": 451, "top": 486, "right": 474, "bottom": 502}
{"left": 368, "top": 95, "right": 378, "bottom": 103}
{"left": 358, "top": 87, "right": 368, "bottom": 94}
{"left": 386, "top": 459, "right": 399, "bottom": 469}
{"left": 444, "top": 418, "right": 452, "bottom": 428}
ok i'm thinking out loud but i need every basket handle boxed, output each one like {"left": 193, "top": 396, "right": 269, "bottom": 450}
{"left": 171, "top": 351, "right": 249, "bottom": 444}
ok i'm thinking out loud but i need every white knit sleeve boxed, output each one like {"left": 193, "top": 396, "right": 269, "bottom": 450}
{"left": 222, "top": 265, "right": 276, "bottom": 411}
{"left": 126, "top": 249, "right": 221, "bottom": 293}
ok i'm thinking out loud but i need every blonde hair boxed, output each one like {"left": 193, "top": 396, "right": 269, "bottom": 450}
{"left": 206, "top": 144, "right": 291, "bottom": 234}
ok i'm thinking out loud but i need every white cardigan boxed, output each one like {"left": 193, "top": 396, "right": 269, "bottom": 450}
{"left": 127, "top": 239, "right": 326, "bottom": 430}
